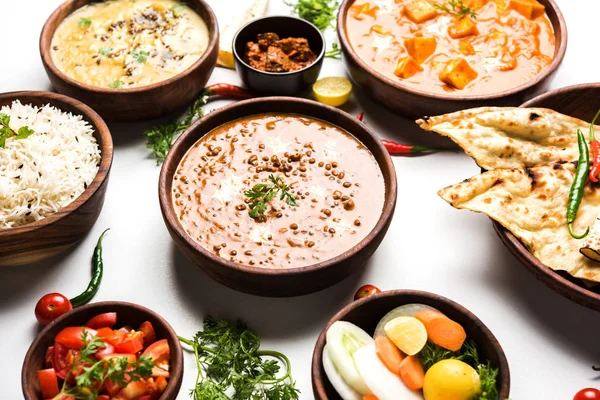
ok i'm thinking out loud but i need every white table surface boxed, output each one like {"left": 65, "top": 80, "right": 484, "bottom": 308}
{"left": 2, "top": 0, "right": 600, "bottom": 398}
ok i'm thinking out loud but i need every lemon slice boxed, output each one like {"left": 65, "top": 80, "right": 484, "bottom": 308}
{"left": 384, "top": 316, "right": 427, "bottom": 356}
{"left": 313, "top": 77, "right": 353, "bottom": 107}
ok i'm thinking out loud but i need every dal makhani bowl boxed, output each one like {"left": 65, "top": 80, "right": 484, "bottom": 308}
{"left": 159, "top": 97, "right": 397, "bottom": 297}
{"left": 337, "top": 0, "right": 567, "bottom": 118}
{"left": 40, "top": 0, "right": 219, "bottom": 121}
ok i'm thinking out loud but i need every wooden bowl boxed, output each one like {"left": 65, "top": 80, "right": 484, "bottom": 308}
{"left": 0, "top": 91, "right": 113, "bottom": 267}
{"left": 22, "top": 301, "right": 184, "bottom": 400}
{"left": 336, "top": 0, "right": 567, "bottom": 119}
{"left": 492, "top": 83, "right": 600, "bottom": 312}
{"left": 39, "top": 0, "right": 219, "bottom": 122}
{"left": 312, "top": 290, "right": 511, "bottom": 399}
{"left": 158, "top": 97, "right": 397, "bottom": 297}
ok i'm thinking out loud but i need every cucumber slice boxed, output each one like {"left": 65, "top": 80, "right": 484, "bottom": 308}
{"left": 322, "top": 344, "right": 362, "bottom": 400}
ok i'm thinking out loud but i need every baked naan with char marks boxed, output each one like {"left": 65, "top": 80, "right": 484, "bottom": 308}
{"left": 417, "top": 107, "right": 598, "bottom": 170}
{"left": 438, "top": 162, "right": 600, "bottom": 284}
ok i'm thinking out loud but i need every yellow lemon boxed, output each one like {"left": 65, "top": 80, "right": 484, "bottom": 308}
{"left": 383, "top": 316, "right": 427, "bottom": 356}
{"left": 423, "top": 359, "right": 480, "bottom": 400}
{"left": 312, "top": 77, "right": 352, "bottom": 107}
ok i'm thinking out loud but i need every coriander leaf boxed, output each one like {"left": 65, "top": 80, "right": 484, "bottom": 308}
{"left": 172, "top": 4, "right": 186, "bottom": 13}
{"left": 78, "top": 17, "right": 92, "bottom": 27}
{"left": 286, "top": 0, "right": 339, "bottom": 31}
{"left": 325, "top": 42, "right": 342, "bottom": 59}
{"left": 99, "top": 46, "right": 112, "bottom": 56}
{"left": 434, "top": 0, "right": 477, "bottom": 19}
{"left": 132, "top": 48, "right": 149, "bottom": 63}
{"left": 0, "top": 113, "right": 10, "bottom": 126}
{"left": 15, "top": 126, "right": 35, "bottom": 140}
{"left": 244, "top": 174, "right": 296, "bottom": 219}
{"left": 109, "top": 80, "right": 123, "bottom": 89}
{"left": 474, "top": 362, "right": 499, "bottom": 400}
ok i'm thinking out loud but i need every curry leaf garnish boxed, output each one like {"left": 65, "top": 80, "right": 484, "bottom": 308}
{"left": 286, "top": 0, "right": 340, "bottom": 31}
{"left": 178, "top": 316, "right": 300, "bottom": 400}
{"left": 0, "top": 113, "right": 35, "bottom": 147}
{"left": 325, "top": 42, "right": 342, "bottom": 59}
{"left": 55, "top": 329, "right": 155, "bottom": 400}
{"left": 132, "top": 48, "right": 149, "bottom": 63}
{"left": 434, "top": 0, "right": 477, "bottom": 18}
{"left": 144, "top": 90, "right": 208, "bottom": 164}
{"left": 78, "top": 17, "right": 92, "bottom": 27}
{"left": 245, "top": 174, "right": 297, "bottom": 219}
{"left": 108, "top": 80, "right": 123, "bottom": 89}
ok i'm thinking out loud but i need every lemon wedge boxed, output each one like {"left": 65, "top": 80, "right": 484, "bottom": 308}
{"left": 384, "top": 316, "right": 427, "bottom": 356}
{"left": 313, "top": 77, "right": 352, "bottom": 107}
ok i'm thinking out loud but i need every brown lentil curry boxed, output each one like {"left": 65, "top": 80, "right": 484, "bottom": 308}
{"left": 172, "top": 114, "right": 385, "bottom": 268}
{"left": 245, "top": 33, "right": 317, "bottom": 72}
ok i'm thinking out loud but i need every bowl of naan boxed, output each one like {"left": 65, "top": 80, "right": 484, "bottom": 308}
{"left": 418, "top": 83, "right": 600, "bottom": 311}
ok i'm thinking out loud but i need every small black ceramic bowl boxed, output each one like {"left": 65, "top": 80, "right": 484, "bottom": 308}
{"left": 233, "top": 16, "right": 325, "bottom": 96}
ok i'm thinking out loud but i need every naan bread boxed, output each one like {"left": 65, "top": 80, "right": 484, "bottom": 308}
{"left": 438, "top": 162, "right": 600, "bottom": 283}
{"left": 417, "top": 107, "right": 597, "bottom": 170}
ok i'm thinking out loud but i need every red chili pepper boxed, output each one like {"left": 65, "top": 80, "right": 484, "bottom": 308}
{"left": 588, "top": 109, "right": 600, "bottom": 182}
{"left": 357, "top": 112, "right": 364, "bottom": 122}
{"left": 204, "top": 83, "right": 253, "bottom": 99}
{"left": 381, "top": 139, "right": 446, "bottom": 155}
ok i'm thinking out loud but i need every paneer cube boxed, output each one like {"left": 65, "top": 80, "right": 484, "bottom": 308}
{"left": 458, "top": 39, "right": 475, "bottom": 56}
{"left": 404, "top": 0, "right": 438, "bottom": 23}
{"left": 352, "top": 3, "right": 379, "bottom": 20}
{"left": 462, "top": 0, "right": 488, "bottom": 10}
{"left": 508, "top": 0, "right": 546, "bottom": 20}
{"left": 394, "top": 56, "right": 423, "bottom": 79}
{"left": 448, "top": 17, "right": 479, "bottom": 39}
{"left": 404, "top": 37, "right": 437, "bottom": 64}
{"left": 439, "top": 58, "right": 478, "bottom": 89}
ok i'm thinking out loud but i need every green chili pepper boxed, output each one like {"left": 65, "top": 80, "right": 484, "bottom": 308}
{"left": 70, "top": 228, "right": 110, "bottom": 307}
{"left": 567, "top": 130, "right": 590, "bottom": 239}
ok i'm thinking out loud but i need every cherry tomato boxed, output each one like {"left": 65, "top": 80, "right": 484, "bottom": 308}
{"left": 85, "top": 312, "right": 117, "bottom": 329}
{"left": 574, "top": 388, "right": 600, "bottom": 400}
{"left": 35, "top": 293, "right": 72, "bottom": 326}
{"left": 139, "top": 321, "right": 157, "bottom": 346}
{"left": 353, "top": 284, "right": 382, "bottom": 301}
{"left": 53, "top": 342, "right": 79, "bottom": 380}
{"left": 55, "top": 326, "right": 97, "bottom": 348}
{"left": 37, "top": 369, "right": 60, "bottom": 399}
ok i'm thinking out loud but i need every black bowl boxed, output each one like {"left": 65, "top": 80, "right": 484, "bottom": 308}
{"left": 233, "top": 16, "right": 325, "bottom": 96}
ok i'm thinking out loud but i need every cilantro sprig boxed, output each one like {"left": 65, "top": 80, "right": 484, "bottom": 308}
{"left": 0, "top": 113, "right": 35, "bottom": 148}
{"left": 78, "top": 17, "right": 92, "bottom": 27}
{"left": 244, "top": 174, "right": 297, "bottom": 219}
{"left": 285, "top": 0, "right": 339, "bottom": 31}
{"left": 54, "top": 330, "right": 155, "bottom": 400}
{"left": 179, "top": 316, "right": 300, "bottom": 400}
{"left": 325, "top": 42, "right": 342, "bottom": 59}
{"left": 132, "top": 48, "right": 149, "bottom": 63}
{"left": 434, "top": 0, "right": 477, "bottom": 18}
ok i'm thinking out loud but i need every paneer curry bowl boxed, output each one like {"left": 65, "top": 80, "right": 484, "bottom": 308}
{"left": 159, "top": 97, "right": 397, "bottom": 297}
{"left": 337, "top": 0, "right": 567, "bottom": 117}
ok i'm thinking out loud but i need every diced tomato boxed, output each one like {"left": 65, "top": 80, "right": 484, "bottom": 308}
{"left": 139, "top": 321, "right": 156, "bottom": 346}
{"left": 53, "top": 342, "right": 80, "bottom": 380}
{"left": 37, "top": 369, "right": 59, "bottom": 399}
{"left": 97, "top": 396, "right": 110, "bottom": 400}
{"left": 155, "top": 376, "right": 168, "bottom": 392}
{"left": 98, "top": 353, "right": 137, "bottom": 362}
{"left": 103, "top": 378, "right": 122, "bottom": 396}
{"left": 95, "top": 341, "right": 114, "bottom": 358}
{"left": 85, "top": 312, "right": 117, "bottom": 329}
{"left": 119, "top": 325, "right": 133, "bottom": 333}
{"left": 115, "top": 331, "right": 144, "bottom": 354}
{"left": 44, "top": 346, "right": 54, "bottom": 369}
{"left": 97, "top": 327, "right": 126, "bottom": 346}
{"left": 120, "top": 380, "right": 149, "bottom": 399}
{"left": 142, "top": 339, "right": 170, "bottom": 364}
{"left": 55, "top": 327, "right": 97, "bottom": 349}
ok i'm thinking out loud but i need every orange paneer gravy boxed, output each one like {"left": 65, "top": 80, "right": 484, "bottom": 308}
{"left": 345, "top": 0, "right": 555, "bottom": 94}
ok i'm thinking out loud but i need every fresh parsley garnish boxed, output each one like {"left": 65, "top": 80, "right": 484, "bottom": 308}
{"left": 325, "top": 42, "right": 342, "bottom": 59}
{"left": 245, "top": 174, "right": 297, "bottom": 219}
{"left": 286, "top": 0, "right": 340, "bottom": 31}
{"left": 434, "top": 0, "right": 477, "bottom": 18}
{"left": 99, "top": 47, "right": 112, "bottom": 56}
{"left": 132, "top": 48, "right": 149, "bottom": 63}
{"left": 78, "top": 17, "right": 92, "bottom": 27}
{"left": 0, "top": 113, "right": 35, "bottom": 148}
{"left": 108, "top": 80, "right": 123, "bottom": 89}
{"left": 55, "top": 329, "right": 155, "bottom": 399}
{"left": 179, "top": 316, "right": 300, "bottom": 400}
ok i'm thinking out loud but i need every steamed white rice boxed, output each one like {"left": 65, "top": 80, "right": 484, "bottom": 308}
{"left": 0, "top": 100, "right": 101, "bottom": 228}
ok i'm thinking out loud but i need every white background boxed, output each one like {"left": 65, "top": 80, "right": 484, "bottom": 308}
{"left": 1, "top": 0, "right": 600, "bottom": 399}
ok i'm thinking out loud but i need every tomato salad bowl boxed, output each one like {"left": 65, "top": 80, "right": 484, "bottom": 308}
{"left": 22, "top": 301, "right": 183, "bottom": 400}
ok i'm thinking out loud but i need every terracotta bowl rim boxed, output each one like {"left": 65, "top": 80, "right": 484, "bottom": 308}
{"left": 336, "top": 0, "right": 568, "bottom": 102}
{"left": 39, "top": 0, "right": 219, "bottom": 95}
{"left": 0, "top": 90, "right": 113, "bottom": 238}
{"left": 491, "top": 82, "right": 600, "bottom": 309}
{"left": 21, "top": 300, "right": 184, "bottom": 400}
{"left": 232, "top": 15, "right": 326, "bottom": 77}
{"left": 311, "top": 289, "right": 511, "bottom": 399}
{"left": 158, "top": 96, "right": 398, "bottom": 277}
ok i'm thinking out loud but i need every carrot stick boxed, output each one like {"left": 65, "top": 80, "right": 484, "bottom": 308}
{"left": 414, "top": 310, "right": 466, "bottom": 352}
{"left": 375, "top": 336, "right": 404, "bottom": 375}
{"left": 363, "top": 396, "right": 379, "bottom": 400}
{"left": 398, "top": 355, "right": 425, "bottom": 390}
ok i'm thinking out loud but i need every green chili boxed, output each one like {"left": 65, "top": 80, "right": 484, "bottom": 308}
{"left": 567, "top": 130, "right": 590, "bottom": 239}
{"left": 70, "top": 229, "right": 109, "bottom": 307}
